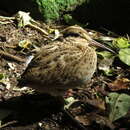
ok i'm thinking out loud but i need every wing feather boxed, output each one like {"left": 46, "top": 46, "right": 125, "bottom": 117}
{"left": 19, "top": 39, "right": 96, "bottom": 89}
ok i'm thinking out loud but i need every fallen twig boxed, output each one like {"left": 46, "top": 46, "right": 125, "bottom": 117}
{"left": 0, "top": 50, "right": 25, "bottom": 63}
{"left": 27, "top": 24, "right": 51, "bottom": 40}
{"left": 0, "top": 42, "right": 16, "bottom": 49}
{"left": 0, "top": 120, "right": 18, "bottom": 129}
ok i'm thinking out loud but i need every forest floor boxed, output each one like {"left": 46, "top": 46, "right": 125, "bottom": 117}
{"left": 0, "top": 11, "right": 130, "bottom": 130}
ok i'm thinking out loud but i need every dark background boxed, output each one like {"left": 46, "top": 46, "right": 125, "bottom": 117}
{"left": 0, "top": 0, "right": 130, "bottom": 35}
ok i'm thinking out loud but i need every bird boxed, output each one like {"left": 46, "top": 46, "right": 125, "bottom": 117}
{"left": 18, "top": 25, "right": 114, "bottom": 96}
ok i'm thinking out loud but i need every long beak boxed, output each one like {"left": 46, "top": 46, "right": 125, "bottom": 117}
{"left": 90, "top": 40, "right": 116, "bottom": 54}
{"left": 84, "top": 33, "right": 116, "bottom": 54}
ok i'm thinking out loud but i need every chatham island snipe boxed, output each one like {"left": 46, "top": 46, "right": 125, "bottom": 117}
{"left": 18, "top": 25, "right": 114, "bottom": 96}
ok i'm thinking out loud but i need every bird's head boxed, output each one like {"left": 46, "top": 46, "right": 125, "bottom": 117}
{"left": 62, "top": 25, "right": 115, "bottom": 53}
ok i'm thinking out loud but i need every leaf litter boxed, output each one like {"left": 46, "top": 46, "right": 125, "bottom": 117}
{"left": 0, "top": 11, "right": 130, "bottom": 130}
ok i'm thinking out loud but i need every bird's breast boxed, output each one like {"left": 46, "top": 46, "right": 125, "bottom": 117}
{"left": 75, "top": 47, "right": 97, "bottom": 84}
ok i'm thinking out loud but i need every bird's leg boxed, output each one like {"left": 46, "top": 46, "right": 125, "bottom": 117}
{"left": 56, "top": 96, "right": 86, "bottom": 130}
{"left": 61, "top": 108, "right": 87, "bottom": 130}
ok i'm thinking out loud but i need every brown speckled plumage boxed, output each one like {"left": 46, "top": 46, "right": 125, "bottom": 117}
{"left": 18, "top": 26, "right": 99, "bottom": 96}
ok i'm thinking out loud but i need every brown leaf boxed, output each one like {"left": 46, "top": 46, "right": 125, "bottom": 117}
{"left": 75, "top": 115, "right": 91, "bottom": 126}
{"left": 84, "top": 98, "right": 106, "bottom": 111}
{"left": 108, "top": 78, "right": 130, "bottom": 91}
{"left": 88, "top": 113, "right": 115, "bottom": 130}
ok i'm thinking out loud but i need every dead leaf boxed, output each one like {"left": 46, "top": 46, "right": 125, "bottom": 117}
{"left": 108, "top": 78, "right": 130, "bottom": 91}
{"left": 75, "top": 115, "right": 91, "bottom": 126}
{"left": 84, "top": 98, "right": 106, "bottom": 111}
{"left": 88, "top": 113, "right": 115, "bottom": 129}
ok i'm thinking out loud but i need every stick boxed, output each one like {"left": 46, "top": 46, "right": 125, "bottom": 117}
{"left": 0, "top": 50, "right": 25, "bottom": 63}
{"left": 0, "top": 120, "right": 18, "bottom": 129}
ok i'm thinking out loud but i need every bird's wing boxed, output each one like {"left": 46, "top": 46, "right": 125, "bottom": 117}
{"left": 19, "top": 41, "right": 95, "bottom": 88}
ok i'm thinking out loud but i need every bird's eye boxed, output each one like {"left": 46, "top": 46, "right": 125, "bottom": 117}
{"left": 64, "top": 32, "right": 80, "bottom": 37}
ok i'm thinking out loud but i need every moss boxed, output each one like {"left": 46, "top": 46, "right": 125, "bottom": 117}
{"left": 34, "top": 0, "right": 87, "bottom": 22}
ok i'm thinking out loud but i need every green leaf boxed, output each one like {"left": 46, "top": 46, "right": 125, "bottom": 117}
{"left": 0, "top": 73, "right": 4, "bottom": 80}
{"left": 112, "top": 37, "right": 130, "bottom": 49}
{"left": 97, "top": 51, "right": 115, "bottom": 76}
{"left": 0, "top": 73, "right": 7, "bottom": 81}
{"left": 98, "top": 58, "right": 114, "bottom": 76}
{"left": 97, "top": 51, "right": 114, "bottom": 59}
{"left": 119, "top": 48, "right": 130, "bottom": 66}
{"left": 106, "top": 92, "right": 130, "bottom": 122}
